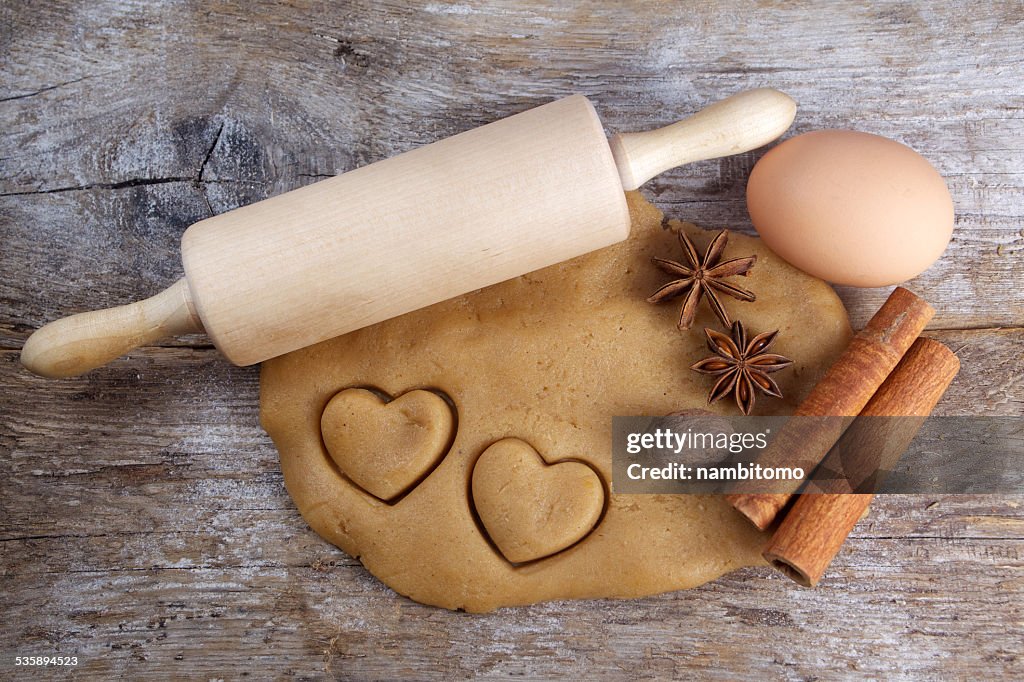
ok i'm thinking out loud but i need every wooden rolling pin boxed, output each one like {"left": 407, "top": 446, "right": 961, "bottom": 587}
{"left": 21, "top": 88, "right": 796, "bottom": 378}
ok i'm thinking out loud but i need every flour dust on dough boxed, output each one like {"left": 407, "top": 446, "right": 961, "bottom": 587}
{"left": 260, "top": 191, "right": 852, "bottom": 612}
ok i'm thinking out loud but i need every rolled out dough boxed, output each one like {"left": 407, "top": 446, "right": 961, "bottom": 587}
{"left": 260, "top": 191, "right": 852, "bottom": 612}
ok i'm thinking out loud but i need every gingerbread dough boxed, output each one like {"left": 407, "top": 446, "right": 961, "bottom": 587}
{"left": 260, "top": 191, "right": 852, "bottom": 612}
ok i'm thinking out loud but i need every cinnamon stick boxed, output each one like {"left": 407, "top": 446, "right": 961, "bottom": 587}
{"left": 763, "top": 337, "right": 960, "bottom": 586}
{"left": 726, "top": 287, "right": 934, "bottom": 529}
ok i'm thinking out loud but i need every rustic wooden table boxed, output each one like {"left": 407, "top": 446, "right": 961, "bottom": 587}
{"left": 2, "top": 2, "right": 1022, "bottom": 679}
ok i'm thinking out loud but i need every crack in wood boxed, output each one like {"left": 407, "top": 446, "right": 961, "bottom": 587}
{"left": 197, "top": 122, "right": 225, "bottom": 184}
{"left": 0, "top": 177, "right": 255, "bottom": 198}
{"left": 0, "top": 72, "right": 116, "bottom": 103}
{"left": 196, "top": 121, "right": 225, "bottom": 217}
{"left": 0, "top": 176, "right": 193, "bottom": 197}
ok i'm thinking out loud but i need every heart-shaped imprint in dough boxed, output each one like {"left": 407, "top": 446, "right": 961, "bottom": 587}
{"left": 321, "top": 388, "right": 454, "bottom": 502}
{"left": 471, "top": 438, "right": 605, "bottom": 564}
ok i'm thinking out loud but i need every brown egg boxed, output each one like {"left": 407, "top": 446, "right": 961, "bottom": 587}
{"left": 746, "top": 130, "right": 954, "bottom": 287}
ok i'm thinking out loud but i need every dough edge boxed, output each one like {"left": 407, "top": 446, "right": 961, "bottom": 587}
{"left": 260, "top": 191, "right": 853, "bottom": 612}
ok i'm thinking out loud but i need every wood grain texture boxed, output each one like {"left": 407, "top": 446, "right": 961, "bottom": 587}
{"left": 2, "top": 0, "right": 1022, "bottom": 678}
{"left": 1, "top": 344, "right": 1022, "bottom": 679}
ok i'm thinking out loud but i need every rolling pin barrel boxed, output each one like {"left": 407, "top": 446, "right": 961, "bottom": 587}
{"left": 181, "top": 95, "right": 630, "bottom": 366}
{"left": 21, "top": 88, "right": 796, "bottom": 377}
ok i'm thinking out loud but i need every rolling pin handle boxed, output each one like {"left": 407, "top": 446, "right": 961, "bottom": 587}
{"left": 20, "top": 278, "right": 204, "bottom": 378}
{"left": 609, "top": 88, "right": 798, "bottom": 190}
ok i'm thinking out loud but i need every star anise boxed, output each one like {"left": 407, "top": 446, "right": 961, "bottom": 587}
{"left": 647, "top": 229, "right": 756, "bottom": 330}
{"left": 690, "top": 321, "right": 793, "bottom": 415}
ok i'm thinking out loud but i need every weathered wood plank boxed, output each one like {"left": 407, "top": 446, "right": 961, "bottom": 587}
{"left": 1, "top": 341, "right": 1022, "bottom": 679}
{"left": 3, "top": 0, "right": 1023, "bottom": 679}
{"left": 3, "top": 544, "right": 1022, "bottom": 680}
{"left": 2, "top": 178, "right": 1022, "bottom": 344}
{"left": 2, "top": 2, "right": 1023, "bottom": 339}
